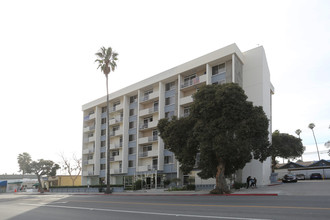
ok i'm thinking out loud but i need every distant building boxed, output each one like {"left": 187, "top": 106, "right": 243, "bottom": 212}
{"left": 82, "top": 44, "right": 274, "bottom": 187}
{"left": 0, "top": 174, "right": 38, "bottom": 192}
{"left": 44, "top": 175, "right": 81, "bottom": 189}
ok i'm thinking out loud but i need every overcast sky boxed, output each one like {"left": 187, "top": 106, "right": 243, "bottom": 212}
{"left": 0, "top": 0, "right": 329, "bottom": 174}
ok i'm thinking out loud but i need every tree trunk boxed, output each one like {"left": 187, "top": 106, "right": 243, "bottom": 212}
{"left": 105, "top": 74, "right": 111, "bottom": 194}
{"left": 271, "top": 156, "right": 276, "bottom": 173}
{"left": 37, "top": 175, "right": 44, "bottom": 193}
{"left": 211, "top": 160, "right": 230, "bottom": 194}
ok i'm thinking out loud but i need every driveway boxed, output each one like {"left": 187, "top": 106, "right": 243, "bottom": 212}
{"left": 233, "top": 180, "right": 330, "bottom": 196}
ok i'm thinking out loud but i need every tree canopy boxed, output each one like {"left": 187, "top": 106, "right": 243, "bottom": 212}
{"left": 158, "top": 83, "right": 270, "bottom": 194}
{"left": 270, "top": 130, "right": 304, "bottom": 172}
{"left": 17, "top": 152, "right": 32, "bottom": 175}
{"left": 17, "top": 153, "right": 60, "bottom": 193}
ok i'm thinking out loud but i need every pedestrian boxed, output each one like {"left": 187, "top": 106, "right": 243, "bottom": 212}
{"left": 246, "top": 176, "right": 251, "bottom": 188}
{"left": 250, "top": 177, "right": 257, "bottom": 188}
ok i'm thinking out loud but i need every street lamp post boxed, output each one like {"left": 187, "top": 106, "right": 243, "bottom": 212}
{"left": 308, "top": 123, "right": 325, "bottom": 179}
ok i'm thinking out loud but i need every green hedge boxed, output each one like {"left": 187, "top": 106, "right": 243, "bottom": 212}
{"left": 49, "top": 184, "right": 123, "bottom": 189}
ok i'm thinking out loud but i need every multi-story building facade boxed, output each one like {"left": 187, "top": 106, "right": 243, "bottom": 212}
{"left": 82, "top": 44, "right": 274, "bottom": 187}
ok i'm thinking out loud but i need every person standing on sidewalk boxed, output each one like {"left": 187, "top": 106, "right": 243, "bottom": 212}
{"left": 246, "top": 176, "right": 251, "bottom": 188}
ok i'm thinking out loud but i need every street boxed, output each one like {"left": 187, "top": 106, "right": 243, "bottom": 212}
{"left": 1, "top": 181, "right": 330, "bottom": 220}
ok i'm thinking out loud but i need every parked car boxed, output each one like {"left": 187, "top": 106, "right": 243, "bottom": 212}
{"left": 296, "top": 174, "right": 305, "bottom": 180}
{"left": 282, "top": 174, "right": 297, "bottom": 183}
{"left": 310, "top": 173, "right": 322, "bottom": 180}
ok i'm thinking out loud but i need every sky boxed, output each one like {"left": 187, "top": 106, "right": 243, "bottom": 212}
{"left": 0, "top": 0, "right": 329, "bottom": 174}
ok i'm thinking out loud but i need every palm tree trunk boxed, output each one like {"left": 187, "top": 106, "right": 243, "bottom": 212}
{"left": 105, "top": 74, "right": 112, "bottom": 194}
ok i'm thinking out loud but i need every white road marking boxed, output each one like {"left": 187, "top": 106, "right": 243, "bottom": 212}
{"left": 19, "top": 203, "right": 271, "bottom": 220}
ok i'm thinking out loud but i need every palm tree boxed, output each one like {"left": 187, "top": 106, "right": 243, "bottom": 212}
{"left": 95, "top": 47, "right": 118, "bottom": 194}
{"left": 295, "top": 129, "right": 303, "bottom": 161}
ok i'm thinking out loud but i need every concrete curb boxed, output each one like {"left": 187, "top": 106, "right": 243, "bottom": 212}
{"left": 68, "top": 193, "right": 278, "bottom": 196}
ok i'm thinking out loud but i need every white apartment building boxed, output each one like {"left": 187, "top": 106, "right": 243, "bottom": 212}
{"left": 82, "top": 43, "right": 274, "bottom": 188}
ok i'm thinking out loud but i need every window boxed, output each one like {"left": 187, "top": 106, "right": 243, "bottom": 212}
{"left": 165, "top": 81, "right": 175, "bottom": 91}
{"left": 129, "top": 134, "right": 136, "bottom": 142}
{"left": 102, "top": 106, "right": 107, "bottom": 113}
{"left": 183, "top": 106, "right": 190, "bottom": 117}
{"left": 164, "top": 156, "right": 173, "bottom": 164}
{"left": 130, "top": 95, "right": 137, "bottom": 103}
{"left": 101, "top": 141, "right": 106, "bottom": 147}
{"left": 143, "top": 145, "right": 152, "bottom": 152}
{"left": 165, "top": 111, "right": 174, "bottom": 119}
{"left": 112, "top": 150, "right": 119, "bottom": 156}
{"left": 128, "top": 160, "right": 134, "bottom": 168}
{"left": 129, "top": 121, "right": 136, "bottom": 129}
{"left": 165, "top": 96, "right": 175, "bottom": 105}
{"left": 129, "top": 108, "right": 136, "bottom": 116}
{"left": 101, "top": 118, "right": 106, "bottom": 124}
{"left": 88, "top": 154, "right": 93, "bottom": 160}
{"left": 144, "top": 89, "right": 153, "bottom": 96}
{"left": 112, "top": 126, "right": 119, "bottom": 132}
{"left": 100, "top": 152, "right": 106, "bottom": 158}
{"left": 101, "top": 129, "right": 106, "bottom": 136}
{"left": 100, "top": 164, "right": 106, "bottom": 170}
{"left": 128, "top": 147, "right": 135, "bottom": 154}
{"left": 212, "top": 63, "right": 225, "bottom": 76}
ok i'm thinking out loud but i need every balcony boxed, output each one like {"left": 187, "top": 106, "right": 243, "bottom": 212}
{"left": 83, "top": 136, "right": 95, "bottom": 143}
{"left": 83, "top": 159, "right": 94, "bottom": 165}
{"left": 109, "top": 116, "right": 123, "bottom": 125}
{"left": 139, "top": 150, "right": 158, "bottom": 158}
{"left": 140, "top": 92, "right": 159, "bottom": 103}
{"left": 83, "top": 125, "right": 95, "bottom": 132}
{"left": 82, "top": 147, "right": 95, "bottom": 154}
{"left": 110, "top": 155, "right": 121, "bottom": 162}
{"left": 181, "top": 74, "right": 206, "bottom": 89}
{"left": 180, "top": 95, "right": 193, "bottom": 106}
{"left": 110, "top": 104, "right": 123, "bottom": 113}
{"left": 110, "top": 129, "right": 123, "bottom": 137}
{"left": 139, "top": 120, "right": 158, "bottom": 130}
{"left": 138, "top": 165, "right": 157, "bottom": 172}
{"left": 82, "top": 170, "right": 94, "bottom": 176}
{"left": 138, "top": 135, "right": 158, "bottom": 145}
{"left": 110, "top": 168, "right": 122, "bottom": 174}
{"left": 84, "top": 113, "right": 95, "bottom": 121}
{"left": 110, "top": 142, "right": 123, "bottom": 150}
{"left": 139, "top": 107, "right": 159, "bottom": 117}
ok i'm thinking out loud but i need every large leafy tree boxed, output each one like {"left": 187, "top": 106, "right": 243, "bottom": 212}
{"left": 30, "top": 159, "right": 60, "bottom": 193}
{"left": 158, "top": 83, "right": 270, "bottom": 194}
{"left": 95, "top": 46, "right": 118, "bottom": 194}
{"left": 17, "top": 152, "right": 32, "bottom": 176}
{"left": 270, "top": 130, "right": 304, "bottom": 172}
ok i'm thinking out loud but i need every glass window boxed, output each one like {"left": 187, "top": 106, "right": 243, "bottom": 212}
{"left": 129, "top": 109, "right": 135, "bottom": 116}
{"left": 164, "top": 156, "right": 173, "bottom": 164}
{"left": 101, "top": 141, "right": 106, "bottom": 147}
{"left": 100, "top": 152, "right": 106, "bottom": 158}
{"left": 100, "top": 164, "right": 106, "bottom": 170}
{"left": 102, "top": 106, "right": 107, "bottom": 113}
{"left": 165, "top": 81, "right": 175, "bottom": 91}
{"left": 129, "top": 134, "right": 136, "bottom": 141}
{"left": 212, "top": 63, "right": 225, "bottom": 76}
{"left": 129, "top": 147, "right": 135, "bottom": 154}
{"left": 130, "top": 95, "right": 137, "bottom": 103}
{"left": 128, "top": 160, "right": 134, "bottom": 168}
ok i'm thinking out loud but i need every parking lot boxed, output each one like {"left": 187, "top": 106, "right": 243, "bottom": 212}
{"left": 234, "top": 179, "right": 330, "bottom": 196}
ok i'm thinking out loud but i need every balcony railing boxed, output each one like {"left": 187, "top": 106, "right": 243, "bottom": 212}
{"left": 84, "top": 113, "right": 95, "bottom": 121}
{"left": 109, "top": 117, "right": 123, "bottom": 125}
{"left": 109, "top": 104, "right": 123, "bottom": 113}
{"left": 139, "top": 120, "right": 158, "bottom": 130}
{"left": 181, "top": 74, "right": 206, "bottom": 89}
{"left": 110, "top": 129, "right": 123, "bottom": 137}
{"left": 140, "top": 92, "right": 159, "bottom": 102}
{"left": 139, "top": 150, "right": 157, "bottom": 158}
{"left": 139, "top": 107, "right": 159, "bottom": 116}
{"left": 110, "top": 142, "right": 123, "bottom": 149}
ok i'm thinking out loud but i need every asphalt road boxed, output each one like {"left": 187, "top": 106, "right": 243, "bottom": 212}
{"left": 1, "top": 193, "right": 330, "bottom": 220}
